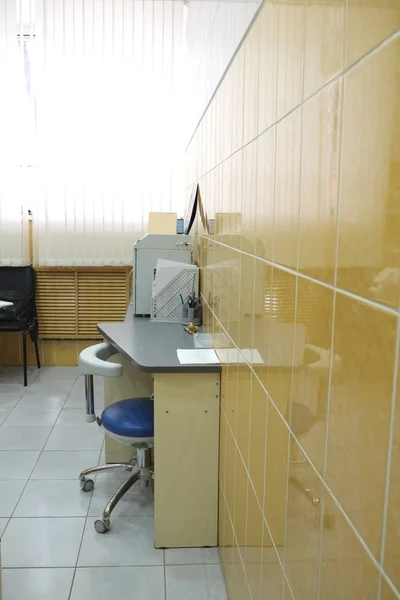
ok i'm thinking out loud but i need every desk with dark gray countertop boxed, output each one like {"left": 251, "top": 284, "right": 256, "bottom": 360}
{"left": 97, "top": 317, "right": 221, "bottom": 549}
{"left": 97, "top": 319, "right": 221, "bottom": 374}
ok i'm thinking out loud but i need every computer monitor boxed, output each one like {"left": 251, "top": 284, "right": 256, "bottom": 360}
{"left": 184, "top": 183, "right": 199, "bottom": 235}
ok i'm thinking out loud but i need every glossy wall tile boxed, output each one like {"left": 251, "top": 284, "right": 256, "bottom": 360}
{"left": 186, "top": 0, "right": 400, "bottom": 598}
{"left": 303, "top": 0, "right": 345, "bottom": 99}
{"left": 257, "top": 1, "right": 278, "bottom": 133}
{"left": 284, "top": 441, "right": 323, "bottom": 600}
{"left": 384, "top": 365, "right": 400, "bottom": 589}
{"left": 319, "top": 498, "right": 380, "bottom": 600}
{"left": 346, "top": 0, "right": 400, "bottom": 67}
{"left": 336, "top": 37, "right": 400, "bottom": 308}
{"left": 326, "top": 293, "right": 395, "bottom": 558}
{"left": 273, "top": 109, "right": 302, "bottom": 269}
{"left": 185, "top": 0, "right": 262, "bottom": 138}
{"left": 298, "top": 85, "right": 341, "bottom": 284}
{"left": 276, "top": 0, "right": 306, "bottom": 119}
{"left": 248, "top": 373, "right": 267, "bottom": 507}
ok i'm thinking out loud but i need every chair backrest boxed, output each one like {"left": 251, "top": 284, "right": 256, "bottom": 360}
{"left": 0, "top": 266, "right": 37, "bottom": 326}
{"left": 79, "top": 342, "right": 123, "bottom": 422}
{"left": 79, "top": 342, "right": 123, "bottom": 377}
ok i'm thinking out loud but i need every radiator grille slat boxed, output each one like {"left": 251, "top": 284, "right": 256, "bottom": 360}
{"left": 36, "top": 270, "right": 129, "bottom": 339}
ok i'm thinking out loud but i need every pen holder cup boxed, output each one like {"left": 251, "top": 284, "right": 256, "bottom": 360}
{"left": 181, "top": 303, "right": 202, "bottom": 326}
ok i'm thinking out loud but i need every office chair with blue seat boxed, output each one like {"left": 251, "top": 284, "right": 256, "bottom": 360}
{"left": 78, "top": 342, "right": 154, "bottom": 533}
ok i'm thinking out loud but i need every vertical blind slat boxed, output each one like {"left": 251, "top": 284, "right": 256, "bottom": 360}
{"left": 0, "top": 0, "right": 185, "bottom": 267}
{"left": 0, "top": 0, "right": 29, "bottom": 266}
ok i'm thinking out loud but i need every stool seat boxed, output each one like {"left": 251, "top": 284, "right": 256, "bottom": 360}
{"left": 101, "top": 398, "right": 154, "bottom": 438}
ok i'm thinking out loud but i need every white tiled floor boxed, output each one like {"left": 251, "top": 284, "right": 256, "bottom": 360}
{"left": 0, "top": 366, "right": 227, "bottom": 600}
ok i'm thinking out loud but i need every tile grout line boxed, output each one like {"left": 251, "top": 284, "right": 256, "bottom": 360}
{"left": 230, "top": 396, "right": 239, "bottom": 590}
{"left": 222, "top": 402, "right": 297, "bottom": 600}
{"left": 314, "top": 288, "right": 337, "bottom": 600}
{"left": 219, "top": 484, "right": 259, "bottom": 600}
{"left": 377, "top": 317, "right": 400, "bottom": 600}
{"left": 67, "top": 512, "right": 90, "bottom": 600}
{"left": 241, "top": 223, "right": 257, "bottom": 591}
{"left": 198, "top": 233, "right": 400, "bottom": 318}
{"left": 219, "top": 380, "right": 228, "bottom": 543}
{"left": 225, "top": 322, "right": 239, "bottom": 586}
{"left": 67, "top": 371, "right": 100, "bottom": 599}
{"left": 280, "top": 9, "right": 306, "bottom": 574}
{"left": 163, "top": 534, "right": 167, "bottom": 600}
{"left": 332, "top": 34, "right": 346, "bottom": 292}
{"left": 247, "top": 256, "right": 261, "bottom": 600}
{"left": 381, "top": 572, "right": 400, "bottom": 600}
{"left": 221, "top": 404, "right": 285, "bottom": 574}
{"left": 194, "top": 0, "right": 222, "bottom": 98}
{"left": 185, "top": 0, "right": 267, "bottom": 152}
{"left": 186, "top": 29, "right": 400, "bottom": 190}
{"left": 203, "top": 294, "right": 400, "bottom": 589}
{"left": 258, "top": 388, "right": 270, "bottom": 599}
{"left": 315, "top": 5, "right": 348, "bottom": 594}
{"left": 242, "top": 446, "right": 251, "bottom": 599}
{"left": 267, "top": 0, "right": 279, "bottom": 269}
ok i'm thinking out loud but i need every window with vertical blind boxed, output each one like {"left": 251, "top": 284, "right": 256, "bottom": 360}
{"left": 0, "top": 0, "right": 186, "bottom": 267}
{"left": 0, "top": 4, "right": 31, "bottom": 265}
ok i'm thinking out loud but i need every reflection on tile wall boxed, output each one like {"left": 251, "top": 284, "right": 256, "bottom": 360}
{"left": 187, "top": 1, "right": 400, "bottom": 598}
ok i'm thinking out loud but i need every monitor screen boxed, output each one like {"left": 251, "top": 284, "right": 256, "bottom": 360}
{"left": 184, "top": 184, "right": 199, "bottom": 235}
{"left": 177, "top": 218, "right": 184, "bottom": 234}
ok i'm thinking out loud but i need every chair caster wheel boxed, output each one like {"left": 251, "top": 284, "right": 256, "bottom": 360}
{"left": 80, "top": 478, "right": 94, "bottom": 492}
{"left": 94, "top": 518, "right": 110, "bottom": 534}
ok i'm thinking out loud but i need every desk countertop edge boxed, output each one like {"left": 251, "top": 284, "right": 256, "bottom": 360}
{"left": 98, "top": 322, "right": 222, "bottom": 374}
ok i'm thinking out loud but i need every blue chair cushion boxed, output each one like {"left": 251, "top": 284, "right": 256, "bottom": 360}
{"left": 101, "top": 398, "right": 154, "bottom": 438}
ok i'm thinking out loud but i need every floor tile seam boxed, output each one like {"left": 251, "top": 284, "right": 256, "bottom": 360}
{"left": 68, "top": 508, "right": 91, "bottom": 599}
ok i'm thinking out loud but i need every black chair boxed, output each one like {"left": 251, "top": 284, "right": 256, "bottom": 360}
{"left": 0, "top": 266, "right": 41, "bottom": 386}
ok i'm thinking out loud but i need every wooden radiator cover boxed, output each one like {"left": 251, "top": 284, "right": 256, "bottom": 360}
{"left": 35, "top": 268, "right": 130, "bottom": 339}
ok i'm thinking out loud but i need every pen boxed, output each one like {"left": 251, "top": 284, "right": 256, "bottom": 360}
{"left": 184, "top": 326, "right": 192, "bottom": 334}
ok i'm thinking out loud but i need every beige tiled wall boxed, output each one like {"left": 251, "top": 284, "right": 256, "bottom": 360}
{"left": 186, "top": 1, "right": 400, "bottom": 598}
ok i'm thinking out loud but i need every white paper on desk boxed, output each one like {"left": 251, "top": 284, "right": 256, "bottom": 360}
{"left": 177, "top": 349, "right": 219, "bottom": 365}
